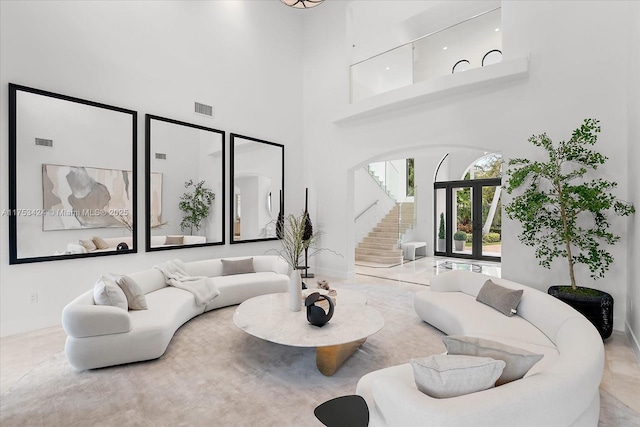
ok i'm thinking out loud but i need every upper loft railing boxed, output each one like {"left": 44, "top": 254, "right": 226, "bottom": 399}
{"left": 350, "top": 7, "right": 502, "bottom": 103}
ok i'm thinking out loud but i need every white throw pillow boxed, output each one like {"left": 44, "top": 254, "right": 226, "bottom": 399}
{"left": 93, "top": 274, "right": 128, "bottom": 311}
{"left": 115, "top": 274, "right": 148, "bottom": 310}
{"left": 79, "top": 239, "right": 97, "bottom": 252}
{"left": 443, "top": 335, "right": 543, "bottom": 385}
{"left": 410, "top": 354, "right": 505, "bottom": 398}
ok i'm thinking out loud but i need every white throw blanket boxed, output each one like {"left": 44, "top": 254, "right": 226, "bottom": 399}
{"left": 154, "top": 259, "right": 220, "bottom": 306}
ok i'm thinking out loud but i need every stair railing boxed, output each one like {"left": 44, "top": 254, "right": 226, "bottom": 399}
{"left": 366, "top": 161, "right": 400, "bottom": 202}
{"left": 355, "top": 200, "right": 379, "bottom": 222}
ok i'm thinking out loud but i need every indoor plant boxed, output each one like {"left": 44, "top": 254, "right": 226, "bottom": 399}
{"left": 437, "top": 212, "right": 446, "bottom": 252}
{"left": 179, "top": 179, "right": 215, "bottom": 235}
{"left": 269, "top": 212, "right": 323, "bottom": 311}
{"left": 504, "top": 118, "right": 635, "bottom": 338}
{"left": 453, "top": 231, "right": 467, "bottom": 251}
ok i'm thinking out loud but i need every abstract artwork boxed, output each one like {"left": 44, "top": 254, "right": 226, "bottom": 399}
{"left": 150, "top": 173, "right": 163, "bottom": 228}
{"left": 42, "top": 164, "right": 132, "bottom": 231}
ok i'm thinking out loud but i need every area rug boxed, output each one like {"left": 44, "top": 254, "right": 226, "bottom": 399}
{"left": 2, "top": 283, "right": 637, "bottom": 427}
{"left": 0, "top": 284, "right": 445, "bottom": 427}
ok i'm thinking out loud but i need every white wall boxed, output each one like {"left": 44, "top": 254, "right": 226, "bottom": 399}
{"left": 0, "top": 1, "right": 304, "bottom": 336}
{"left": 303, "top": 0, "right": 635, "bottom": 330}
{"left": 626, "top": 0, "right": 640, "bottom": 361}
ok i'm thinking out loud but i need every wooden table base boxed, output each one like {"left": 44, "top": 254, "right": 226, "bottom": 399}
{"left": 316, "top": 338, "right": 367, "bottom": 376}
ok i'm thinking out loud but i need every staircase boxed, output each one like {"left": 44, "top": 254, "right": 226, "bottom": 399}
{"left": 355, "top": 203, "right": 414, "bottom": 265}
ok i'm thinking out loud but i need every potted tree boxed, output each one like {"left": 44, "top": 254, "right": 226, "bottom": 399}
{"left": 504, "top": 118, "right": 635, "bottom": 339}
{"left": 453, "top": 231, "right": 467, "bottom": 251}
{"left": 179, "top": 179, "right": 215, "bottom": 235}
{"left": 437, "top": 212, "right": 446, "bottom": 252}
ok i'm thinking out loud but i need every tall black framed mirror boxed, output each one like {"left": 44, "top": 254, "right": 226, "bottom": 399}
{"left": 145, "top": 115, "right": 225, "bottom": 251}
{"left": 8, "top": 83, "right": 137, "bottom": 264}
{"left": 230, "top": 133, "right": 284, "bottom": 244}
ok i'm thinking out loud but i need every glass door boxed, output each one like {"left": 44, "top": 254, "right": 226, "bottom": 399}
{"left": 434, "top": 178, "right": 501, "bottom": 261}
{"left": 452, "top": 185, "right": 473, "bottom": 256}
{"left": 481, "top": 185, "right": 502, "bottom": 258}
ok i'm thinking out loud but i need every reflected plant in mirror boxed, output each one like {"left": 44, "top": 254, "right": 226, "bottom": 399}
{"left": 179, "top": 179, "right": 215, "bottom": 235}
{"left": 230, "top": 133, "right": 284, "bottom": 244}
{"left": 145, "top": 115, "right": 225, "bottom": 251}
{"left": 8, "top": 83, "right": 137, "bottom": 264}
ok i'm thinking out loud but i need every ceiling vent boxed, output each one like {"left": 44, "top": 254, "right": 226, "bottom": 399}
{"left": 155, "top": 153, "right": 167, "bottom": 160}
{"left": 195, "top": 102, "right": 213, "bottom": 117}
{"left": 35, "top": 138, "right": 53, "bottom": 147}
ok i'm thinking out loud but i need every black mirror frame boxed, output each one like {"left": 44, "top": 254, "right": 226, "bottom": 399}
{"left": 145, "top": 114, "right": 226, "bottom": 252}
{"left": 229, "top": 133, "right": 284, "bottom": 244}
{"left": 8, "top": 83, "right": 138, "bottom": 264}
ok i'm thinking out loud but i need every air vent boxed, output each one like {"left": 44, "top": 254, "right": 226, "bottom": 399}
{"left": 35, "top": 138, "right": 53, "bottom": 147}
{"left": 194, "top": 102, "right": 214, "bottom": 117}
{"left": 155, "top": 153, "right": 167, "bottom": 160}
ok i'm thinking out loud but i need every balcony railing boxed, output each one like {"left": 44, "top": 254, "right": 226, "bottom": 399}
{"left": 350, "top": 8, "right": 502, "bottom": 103}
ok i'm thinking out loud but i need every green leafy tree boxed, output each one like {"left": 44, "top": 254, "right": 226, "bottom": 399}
{"left": 179, "top": 179, "right": 215, "bottom": 235}
{"left": 504, "top": 119, "right": 635, "bottom": 290}
{"left": 406, "top": 158, "right": 415, "bottom": 196}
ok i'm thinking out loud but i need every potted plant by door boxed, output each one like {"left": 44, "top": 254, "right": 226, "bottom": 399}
{"left": 504, "top": 119, "right": 635, "bottom": 339}
{"left": 453, "top": 231, "right": 467, "bottom": 251}
{"left": 437, "top": 212, "right": 446, "bottom": 252}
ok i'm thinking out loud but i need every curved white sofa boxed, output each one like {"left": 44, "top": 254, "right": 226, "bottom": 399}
{"left": 356, "top": 270, "right": 604, "bottom": 427}
{"left": 62, "top": 255, "right": 289, "bottom": 370}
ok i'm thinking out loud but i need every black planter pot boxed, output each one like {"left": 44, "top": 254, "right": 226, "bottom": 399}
{"left": 548, "top": 285, "right": 613, "bottom": 339}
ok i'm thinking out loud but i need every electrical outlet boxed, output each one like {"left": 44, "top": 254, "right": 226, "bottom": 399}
{"left": 29, "top": 292, "right": 38, "bottom": 304}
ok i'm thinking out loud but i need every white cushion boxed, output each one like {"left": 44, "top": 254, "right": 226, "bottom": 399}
{"left": 410, "top": 354, "right": 505, "bottom": 398}
{"left": 443, "top": 335, "right": 543, "bottom": 385}
{"left": 414, "top": 290, "right": 556, "bottom": 349}
{"left": 115, "top": 275, "right": 148, "bottom": 310}
{"left": 93, "top": 275, "right": 128, "bottom": 311}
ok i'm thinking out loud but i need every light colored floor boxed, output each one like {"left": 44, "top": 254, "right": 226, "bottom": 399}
{"left": 348, "top": 256, "right": 640, "bottom": 418}
{"left": 2, "top": 256, "right": 638, "bottom": 425}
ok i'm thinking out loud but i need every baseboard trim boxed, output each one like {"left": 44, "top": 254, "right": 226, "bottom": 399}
{"left": 313, "top": 267, "right": 352, "bottom": 280}
{"left": 624, "top": 320, "right": 640, "bottom": 365}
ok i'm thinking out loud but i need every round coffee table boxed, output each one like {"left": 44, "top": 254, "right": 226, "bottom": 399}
{"left": 233, "top": 288, "right": 384, "bottom": 376}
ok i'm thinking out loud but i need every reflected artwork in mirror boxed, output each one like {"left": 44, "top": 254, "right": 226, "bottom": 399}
{"left": 230, "top": 133, "right": 284, "bottom": 244}
{"left": 8, "top": 83, "right": 137, "bottom": 264}
{"left": 145, "top": 115, "right": 225, "bottom": 251}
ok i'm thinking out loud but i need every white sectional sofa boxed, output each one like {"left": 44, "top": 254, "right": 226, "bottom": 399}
{"left": 356, "top": 270, "right": 604, "bottom": 427}
{"left": 62, "top": 255, "right": 289, "bottom": 370}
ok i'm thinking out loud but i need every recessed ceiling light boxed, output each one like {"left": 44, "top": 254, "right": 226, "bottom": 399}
{"left": 385, "top": 67, "right": 390, "bottom": 70}
{"left": 443, "top": 46, "right": 448, "bottom": 50}
{"left": 495, "top": 28, "right": 500, "bottom": 32}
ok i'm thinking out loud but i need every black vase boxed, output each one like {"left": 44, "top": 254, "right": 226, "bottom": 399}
{"left": 305, "top": 292, "right": 334, "bottom": 327}
{"left": 548, "top": 285, "right": 613, "bottom": 339}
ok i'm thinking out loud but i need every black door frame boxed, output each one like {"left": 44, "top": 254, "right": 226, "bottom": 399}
{"left": 434, "top": 178, "right": 501, "bottom": 261}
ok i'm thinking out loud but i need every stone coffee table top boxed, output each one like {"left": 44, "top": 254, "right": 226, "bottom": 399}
{"left": 233, "top": 288, "right": 384, "bottom": 375}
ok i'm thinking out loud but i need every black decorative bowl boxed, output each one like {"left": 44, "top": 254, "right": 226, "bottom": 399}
{"left": 305, "top": 292, "right": 334, "bottom": 327}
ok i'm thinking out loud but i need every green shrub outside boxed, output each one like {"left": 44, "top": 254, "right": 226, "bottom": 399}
{"left": 453, "top": 231, "right": 467, "bottom": 241}
{"left": 482, "top": 232, "right": 501, "bottom": 243}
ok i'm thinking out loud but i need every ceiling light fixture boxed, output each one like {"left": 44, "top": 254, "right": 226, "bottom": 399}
{"left": 443, "top": 46, "right": 448, "bottom": 50}
{"left": 280, "top": 0, "right": 324, "bottom": 9}
{"left": 495, "top": 28, "right": 500, "bottom": 32}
